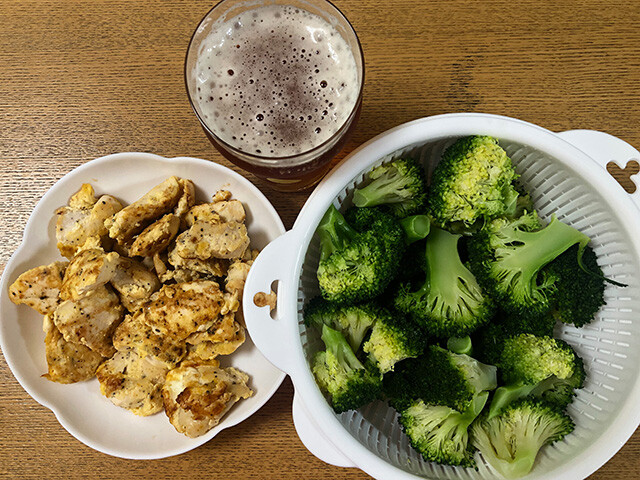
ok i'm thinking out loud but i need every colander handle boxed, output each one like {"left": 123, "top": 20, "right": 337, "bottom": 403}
{"left": 292, "top": 392, "right": 356, "bottom": 468}
{"left": 243, "top": 230, "right": 302, "bottom": 375}
{"left": 558, "top": 129, "right": 640, "bottom": 204}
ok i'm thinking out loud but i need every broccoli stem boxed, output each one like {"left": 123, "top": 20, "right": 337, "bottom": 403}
{"left": 447, "top": 336, "right": 473, "bottom": 355}
{"left": 498, "top": 216, "right": 590, "bottom": 288}
{"left": 425, "top": 228, "right": 475, "bottom": 306}
{"left": 488, "top": 384, "right": 536, "bottom": 419}
{"left": 317, "top": 205, "right": 359, "bottom": 262}
{"left": 353, "top": 171, "right": 405, "bottom": 207}
{"left": 399, "top": 215, "right": 431, "bottom": 244}
{"left": 321, "top": 324, "right": 363, "bottom": 371}
{"left": 464, "top": 391, "right": 490, "bottom": 425}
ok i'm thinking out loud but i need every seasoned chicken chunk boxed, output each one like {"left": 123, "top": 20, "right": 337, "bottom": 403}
{"left": 185, "top": 313, "right": 246, "bottom": 360}
{"left": 144, "top": 281, "right": 224, "bottom": 340}
{"left": 109, "top": 257, "right": 160, "bottom": 312}
{"left": 60, "top": 249, "right": 119, "bottom": 301}
{"left": 105, "top": 176, "right": 182, "bottom": 244}
{"left": 55, "top": 184, "right": 123, "bottom": 258}
{"left": 185, "top": 200, "right": 246, "bottom": 227}
{"left": 174, "top": 179, "right": 196, "bottom": 219}
{"left": 168, "top": 237, "right": 229, "bottom": 276}
{"left": 129, "top": 213, "right": 180, "bottom": 257}
{"left": 42, "top": 314, "right": 103, "bottom": 384}
{"left": 68, "top": 183, "right": 96, "bottom": 209}
{"left": 163, "top": 361, "right": 253, "bottom": 437}
{"left": 211, "top": 190, "right": 232, "bottom": 203}
{"left": 225, "top": 259, "right": 253, "bottom": 297}
{"left": 175, "top": 221, "right": 249, "bottom": 260}
{"left": 96, "top": 349, "right": 167, "bottom": 416}
{"left": 8, "top": 261, "right": 68, "bottom": 315}
{"left": 112, "top": 311, "right": 185, "bottom": 368}
{"left": 53, "top": 286, "right": 124, "bottom": 357}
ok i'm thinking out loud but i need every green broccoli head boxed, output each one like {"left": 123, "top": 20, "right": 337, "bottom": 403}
{"left": 471, "top": 399, "right": 575, "bottom": 479}
{"left": 468, "top": 212, "right": 591, "bottom": 319}
{"left": 500, "top": 334, "right": 578, "bottom": 385}
{"left": 471, "top": 312, "right": 556, "bottom": 367}
{"left": 303, "top": 296, "right": 377, "bottom": 352}
{"left": 428, "top": 136, "right": 519, "bottom": 227}
{"left": 399, "top": 395, "right": 489, "bottom": 468}
{"left": 344, "top": 206, "right": 406, "bottom": 270}
{"left": 311, "top": 325, "right": 382, "bottom": 413}
{"left": 316, "top": 206, "right": 403, "bottom": 304}
{"left": 534, "top": 353, "right": 586, "bottom": 408}
{"left": 362, "top": 310, "right": 427, "bottom": 374}
{"left": 545, "top": 244, "right": 605, "bottom": 327}
{"left": 384, "top": 345, "right": 497, "bottom": 413}
{"left": 352, "top": 157, "right": 427, "bottom": 218}
{"left": 394, "top": 227, "right": 494, "bottom": 338}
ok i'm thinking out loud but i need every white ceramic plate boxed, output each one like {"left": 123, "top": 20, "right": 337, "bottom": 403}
{"left": 0, "top": 152, "right": 286, "bottom": 459}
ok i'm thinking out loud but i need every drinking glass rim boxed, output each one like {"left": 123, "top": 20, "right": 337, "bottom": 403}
{"left": 184, "top": 0, "right": 365, "bottom": 164}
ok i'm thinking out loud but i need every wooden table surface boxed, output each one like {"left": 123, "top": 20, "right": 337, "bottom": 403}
{"left": 1, "top": 0, "right": 639, "bottom": 478}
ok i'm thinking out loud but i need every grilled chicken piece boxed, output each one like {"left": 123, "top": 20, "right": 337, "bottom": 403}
{"left": 163, "top": 361, "right": 253, "bottom": 437}
{"left": 129, "top": 213, "right": 180, "bottom": 258}
{"left": 168, "top": 237, "right": 229, "bottom": 276}
{"left": 175, "top": 221, "right": 249, "bottom": 260}
{"left": 211, "top": 190, "right": 232, "bottom": 203}
{"left": 112, "top": 311, "right": 185, "bottom": 369}
{"left": 185, "top": 313, "right": 246, "bottom": 360}
{"left": 185, "top": 200, "right": 246, "bottom": 227}
{"left": 105, "top": 176, "right": 182, "bottom": 244}
{"left": 96, "top": 349, "right": 168, "bottom": 416}
{"left": 55, "top": 184, "right": 123, "bottom": 258}
{"left": 60, "top": 249, "right": 119, "bottom": 301}
{"left": 225, "top": 259, "right": 253, "bottom": 297}
{"left": 174, "top": 179, "right": 196, "bottom": 220}
{"left": 53, "top": 286, "right": 124, "bottom": 357}
{"left": 69, "top": 183, "right": 96, "bottom": 209}
{"left": 144, "top": 281, "right": 224, "bottom": 340}
{"left": 42, "top": 314, "right": 103, "bottom": 383}
{"left": 8, "top": 261, "right": 68, "bottom": 315}
{"left": 109, "top": 257, "right": 160, "bottom": 312}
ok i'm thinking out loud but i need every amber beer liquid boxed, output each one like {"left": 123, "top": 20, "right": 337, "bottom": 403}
{"left": 185, "top": 1, "right": 364, "bottom": 191}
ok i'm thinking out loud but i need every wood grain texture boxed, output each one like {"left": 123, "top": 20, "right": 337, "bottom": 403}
{"left": 1, "top": 0, "right": 639, "bottom": 478}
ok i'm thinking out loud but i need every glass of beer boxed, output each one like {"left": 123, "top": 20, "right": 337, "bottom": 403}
{"left": 185, "top": 0, "right": 364, "bottom": 191}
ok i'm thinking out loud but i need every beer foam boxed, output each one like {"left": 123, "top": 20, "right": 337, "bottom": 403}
{"left": 191, "top": 4, "right": 360, "bottom": 158}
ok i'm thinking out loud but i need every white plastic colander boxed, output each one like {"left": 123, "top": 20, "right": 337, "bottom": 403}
{"left": 243, "top": 113, "right": 640, "bottom": 480}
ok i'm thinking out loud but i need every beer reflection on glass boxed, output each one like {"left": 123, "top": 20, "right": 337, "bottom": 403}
{"left": 185, "top": 0, "right": 364, "bottom": 191}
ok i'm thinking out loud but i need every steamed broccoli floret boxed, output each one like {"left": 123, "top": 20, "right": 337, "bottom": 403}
{"left": 468, "top": 212, "right": 591, "bottom": 319}
{"left": 472, "top": 312, "right": 556, "bottom": 366}
{"left": 352, "top": 157, "right": 427, "bottom": 218}
{"left": 399, "top": 393, "right": 488, "bottom": 468}
{"left": 428, "top": 136, "right": 519, "bottom": 227}
{"left": 303, "top": 297, "right": 377, "bottom": 351}
{"left": 316, "top": 205, "right": 403, "bottom": 304}
{"left": 500, "top": 334, "right": 577, "bottom": 385}
{"left": 471, "top": 399, "right": 575, "bottom": 479}
{"left": 344, "top": 207, "right": 406, "bottom": 264}
{"left": 312, "top": 325, "right": 382, "bottom": 413}
{"left": 488, "top": 334, "right": 585, "bottom": 416}
{"left": 362, "top": 311, "right": 427, "bottom": 374}
{"left": 384, "top": 345, "right": 497, "bottom": 413}
{"left": 394, "top": 227, "right": 494, "bottom": 338}
{"left": 545, "top": 244, "right": 605, "bottom": 327}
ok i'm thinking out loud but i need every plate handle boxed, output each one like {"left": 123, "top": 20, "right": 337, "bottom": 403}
{"left": 292, "top": 392, "right": 356, "bottom": 468}
{"left": 558, "top": 129, "right": 640, "bottom": 207}
{"left": 243, "top": 230, "right": 302, "bottom": 375}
